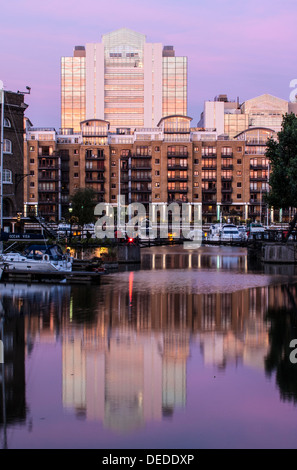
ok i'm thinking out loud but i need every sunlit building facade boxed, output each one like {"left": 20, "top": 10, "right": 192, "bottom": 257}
{"left": 61, "top": 28, "right": 188, "bottom": 132}
{"left": 61, "top": 47, "right": 86, "bottom": 130}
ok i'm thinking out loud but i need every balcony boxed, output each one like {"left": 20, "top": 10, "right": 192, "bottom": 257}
{"left": 221, "top": 198, "right": 233, "bottom": 204}
{"left": 221, "top": 176, "right": 233, "bottom": 182}
{"left": 246, "top": 140, "right": 268, "bottom": 146}
{"left": 221, "top": 164, "right": 233, "bottom": 170}
{"left": 132, "top": 176, "right": 152, "bottom": 182}
{"left": 167, "top": 176, "right": 188, "bottom": 182}
{"left": 202, "top": 165, "right": 217, "bottom": 170}
{"left": 85, "top": 176, "right": 105, "bottom": 183}
{"left": 202, "top": 197, "right": 217, "bottom": 203}
{"left": 250, "top": 176, "right": 268, "bottom": 181}
{"left": 168, "top": 188, "right": 188, "bottom": 193}
{"left": 131, "top": 154, "right": 152, "bottom": 159}
{"left": 221, "top": 152, "right": 233, "bottom": 157}
{"left": 202, "top": 177, "right": 217, "bottom": 182}
{"left": 167, "top": 152, "right": 189, "bottom": 158}
{"left": 38, "top": 188, "right": 59, "bottom": 193}
{"left": 250, "top": 164, "right": 269, "bottom": 170}
{"left": 85, "top": 152, "right": 105, "bottom": 160}
{"left": 221, "top": 187, "right": 233, "bottom": 193}
{"left": 202, "top": 187, "right": 217, "bottom": 193}
{"left": 131, "top": 187, "right": 151, "bottom": 193}
{"left": 130, "top": 164, "right": 152, "bottom": 170}
{"left": 38, "top": 164, "right": 59, "bottom": 170}
{"left": 167, "top": 164, "right": 188, "bottom": 170}
{"left": 202, "top": 153, "right": 217, "bottom": 158}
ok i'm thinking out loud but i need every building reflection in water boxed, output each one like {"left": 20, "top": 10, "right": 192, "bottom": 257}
{"left": 1, "top": 249, "right": 297, "bottom": 440}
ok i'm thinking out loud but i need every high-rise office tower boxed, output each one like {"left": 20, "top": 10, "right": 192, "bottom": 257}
{"left": 61, "top": 28, "right": 187, "bottom": 132}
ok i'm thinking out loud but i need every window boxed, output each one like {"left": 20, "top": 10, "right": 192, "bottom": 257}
{"left": 194, "top": 193, "right": 199, "bottom": 198}
{"left": 74, "top": 173, "right": 79, "bottom": 178}
{"left": 237, "top": 159, "right": 242, "bottom": 164}
{"left": 155, "top": 159, "right": 160, "bottom": 164}
{"left": 194, "top": 182, "right": 199, "bottom": 187}
{"left": 237, "top": 147, "right": 242, "bottom": 152}
{"left": 111, "top": 195, "right": 116, "bottom": 200}
{"left": 74, "top": 161, "right": 79, "bottom": 166}
{"left": 30, "top": 170, "right": 34, "bottom": 176}
{"left": 29, "top": 146, "right": 35, "bottom": 151}
{"left": 30, "top": 193, "right": 35, "bottom": 199}
{"left": 237, "top": 194, "right": 242, "bottom": 199}
{"left": 111, "top": 173, "right": 116, "bottom": 177}
{"left": 155, "top": 182, "right": 160, "bottom": 187}
{"left": 155, "top": 170, "right": 160, "bottom": 176}
{"left": 155, "top": 194, "right": 160, "bottom": 199}
{"left": 30, "top": 182, "right": 35, "bottom": 187}
{"left": 111, "top": 161, "right": 116, "bottom": 167}
{"left": 111, "top": 183, "right": 116, "bottom": 189}
{"left": 30, "top": 159, "right": 35, "bottom": 164}
{"left": 155, "top": 146, "right": 160, "bottom": 152}
{"left": 237, "top": 182, "right": 242, "bottom": 188}
{"left": 3, "top": 169, "right": 12, "bottom": 183}
{"left": 194, "top": 159, "right": 199, "bottom": 164}
{"left": 111, "top": 149, "right": 116, "bottom": 155}
{"left": 4, "top": 118, "right": 11, "bottom": 127}
{"left": 194, "top": 147, "right": 199, "bottom": 152}
{"left": 194, "top": 171, "right": 199, "bottom": 176}
{"left": 3, "top": 139, "right": 12, "bottom": 153}
{"left": 74, "top": 149, "right": 79, "bottom": 155}
{"left": 237, "top": 171, "right": 242, "bottom": 176}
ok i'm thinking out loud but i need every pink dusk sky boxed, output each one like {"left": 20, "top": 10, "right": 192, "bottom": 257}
{"left": 1, "top": 0, "right": 296, "bottom": 129}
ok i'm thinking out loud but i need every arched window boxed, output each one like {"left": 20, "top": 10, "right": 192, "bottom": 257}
{"left": 3, "top": 139, "right": 12, "bottom": 153}
{"left": 3, "top": 169, "right": 12, "bottom": 184}
{"left": 4, "top": 117, "right": 11, "bottom": 127}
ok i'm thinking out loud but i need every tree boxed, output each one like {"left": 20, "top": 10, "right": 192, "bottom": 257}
{"left": 265, "top": 113, "right": 297, "bottom": 209}
{"left": 265, "top": 113, "right": 297, "bottom": 239}
{"left": 69, "top": 188, "right": 97, "bottom": 227}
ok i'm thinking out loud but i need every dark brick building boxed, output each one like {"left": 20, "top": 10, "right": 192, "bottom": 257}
{"left": 0, "top": 90, "right": 28, "bottom": 231}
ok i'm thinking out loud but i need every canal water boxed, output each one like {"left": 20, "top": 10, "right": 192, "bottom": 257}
{"left": 1, "top": 245, "right": 297, "bottom": 449}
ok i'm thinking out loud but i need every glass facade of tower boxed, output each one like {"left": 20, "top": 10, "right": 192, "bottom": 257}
{"left": 162, "top": 56, "right": 187, "bottom": 117}
{"left": 61, "top": 55, "right": 86, "bottom": 131}
{"left": 61, "top": 29, "right": 188, "bottom": 132}
{"left": 103, "top": 29, "right": 145, "bottom": 128}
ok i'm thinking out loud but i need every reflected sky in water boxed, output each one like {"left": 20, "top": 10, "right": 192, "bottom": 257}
{"left": 1, "top": 246, "right": 297, "bottom": 449}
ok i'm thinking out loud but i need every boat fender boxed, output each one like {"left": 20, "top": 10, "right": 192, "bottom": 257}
{"left": 43, "top": 254, "right": 50, "bottom": 261}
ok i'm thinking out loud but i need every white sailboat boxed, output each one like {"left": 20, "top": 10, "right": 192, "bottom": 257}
{"left": 0, "top": 244, "right": 73, "bottom": 273}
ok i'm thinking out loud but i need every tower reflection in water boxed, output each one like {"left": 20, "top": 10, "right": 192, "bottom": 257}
{"left": 1, "top": 248, "right": 297, "bottom": 438}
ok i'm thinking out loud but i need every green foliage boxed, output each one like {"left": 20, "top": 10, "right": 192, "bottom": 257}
{"left": 69, "top": 188, "right": 97, "bottom": 227}
{"left": 265, "top": 113, "right": 297, "bottom": 209}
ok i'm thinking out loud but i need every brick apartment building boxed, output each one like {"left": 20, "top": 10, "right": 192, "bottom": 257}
{"left": 24, "top": 114, "right": 283, "bottom": 226}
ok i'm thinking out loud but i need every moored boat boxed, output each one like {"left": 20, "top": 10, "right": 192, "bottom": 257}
{"left": 0, "top": 244, "right": 73, "bottom": 273}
